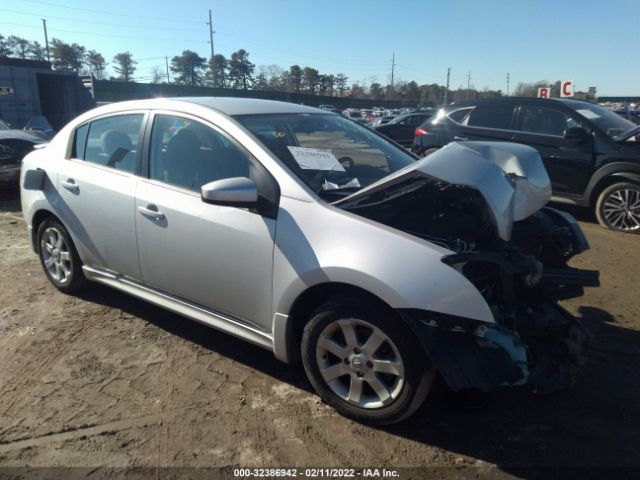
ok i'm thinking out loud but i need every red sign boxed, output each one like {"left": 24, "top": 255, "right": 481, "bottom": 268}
{"left": 537, "top": 87, "right": 550, "bottom": 98}
{"left": 561, "top": 80, "right": 574, "bottom": 97}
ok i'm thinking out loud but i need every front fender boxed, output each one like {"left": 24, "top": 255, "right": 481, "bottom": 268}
{"left": 272, "top": 198, "right": 495, "bottom": 324}
{"left": 584, "top": 161, "right": 640, "bottom": 204}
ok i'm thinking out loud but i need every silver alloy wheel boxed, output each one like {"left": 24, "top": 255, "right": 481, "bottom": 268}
{"left": 40, "top": 226, "right": 72, "bottom": 284}
{"left": 603, "top": 187, "right": 640, "bottom": 231}
{"left": 315, "top": 318, "right": 405, "bottom": 409}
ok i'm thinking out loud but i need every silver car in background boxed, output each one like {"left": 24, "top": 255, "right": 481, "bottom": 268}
{"left": 20, "top": 98, "right": 598, "bottom": 424}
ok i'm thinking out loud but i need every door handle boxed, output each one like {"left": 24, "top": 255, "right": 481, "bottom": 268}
{"left": 61, "top": 178, "right": 79, "bottom": 193}
{"left": 454, "top": 136, "right": 468, "bottom": 141}
{"left": 137, "top": 205, "right": 165, "bottom": 221}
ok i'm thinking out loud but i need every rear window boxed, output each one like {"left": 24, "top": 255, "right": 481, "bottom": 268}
{"left": 448, "top": 107, "right": 473, "bottom": 123}
{"left": 466, "top": 104, "right": 515, "bottom": 129}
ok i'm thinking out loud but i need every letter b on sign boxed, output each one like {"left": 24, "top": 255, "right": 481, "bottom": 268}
{"left": 537, "top": 87, "right": 550, "bottom": 98}
{"left": 561, "top": 81, "right": 574, "bottom": 97}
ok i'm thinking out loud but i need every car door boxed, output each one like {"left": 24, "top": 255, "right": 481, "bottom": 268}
{"left": 57, "top": 112, "right": 146, "bottom": 279}
{"left": 134, "top": 112, "right": 278, "bottom": 330}
{"left": 455, "top": 102, "right": 517, "bottom": 143}
{"left": 512, "top": 104, "right": 595, "bottom": 196}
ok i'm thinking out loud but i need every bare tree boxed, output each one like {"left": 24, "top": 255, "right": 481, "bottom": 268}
{"left": 150, "top": 65, "right": 164, "bottom": 84}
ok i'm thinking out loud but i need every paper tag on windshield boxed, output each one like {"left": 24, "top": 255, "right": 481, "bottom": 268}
{"left": 577, "top": 109, "right": 600, "bottom": 120}
{"left": 287, "top": 146, "right": 345, "bottom": 171}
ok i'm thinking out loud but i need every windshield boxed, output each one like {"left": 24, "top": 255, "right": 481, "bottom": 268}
{"left": 572, "top": 103, "right": 636, "bottom": 137}
{"left": 235, "top": 113, "right": 417, "bottom": 199}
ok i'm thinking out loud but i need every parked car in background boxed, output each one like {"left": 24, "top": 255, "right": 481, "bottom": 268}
{"left": 342, "top": 109, "right": 368, "bottom": 124}
{"left": 614, "top": 109, "right": 640, "bottom": 125}
{"left": 0, "top": 118, "right": 46, "bottom": 186}
{"left": 21, "top": 97, "right": 596, "bottom": 424}
{"left": 374, "top": 111, "right": 433, "bottom": 147}
{"left": 412, "top": 97, "right": 640, "bottom": 233}
{"left": 368, "top": 115, "right": 396, "bottom": 128}
{"left": 318, "top": 105, "right": 341, "bottom": 114}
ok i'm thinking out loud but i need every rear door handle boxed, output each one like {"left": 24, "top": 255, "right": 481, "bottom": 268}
{"left": 61, "top": 178, "right": 79, "bottom": 193}
{"left": 137, "top": 205, "right": 165, "bottom": 221}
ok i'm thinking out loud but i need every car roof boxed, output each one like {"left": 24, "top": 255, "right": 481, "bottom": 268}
{"left": 447, "top": 96, "right": 594, "bottom": 110}
{"left": 91, "top": 97, "right": 328, "bottom": 117}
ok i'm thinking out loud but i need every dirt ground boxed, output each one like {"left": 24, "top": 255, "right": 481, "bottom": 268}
{"left": 0, "top": 186, "right": 639, "bottom": 479}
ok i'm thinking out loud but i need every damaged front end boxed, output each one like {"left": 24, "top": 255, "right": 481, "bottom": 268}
{"left": 336, "top": 142, "right": 599, "bottom": 394}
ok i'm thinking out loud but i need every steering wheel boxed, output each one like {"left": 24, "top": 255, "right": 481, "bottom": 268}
{"left": 338, "top": 156, "right": 354, "bottom": 170}
{"left": 307, "top": 169, "right": 352, "bottom": 191}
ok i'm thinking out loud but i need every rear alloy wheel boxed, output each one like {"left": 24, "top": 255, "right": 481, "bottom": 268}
{"left": 37, "top": 218, "right": 88, "bottom": 292}
{"left": 301, "top": 299, "right": 435, "bottom": 425}
{"left": 595, "top": 182, "right": 640, "bottom": 233}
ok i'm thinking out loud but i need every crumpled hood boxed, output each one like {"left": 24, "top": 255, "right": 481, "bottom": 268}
{"left": 337, "top": 141, "right": 552, "bottom": 241}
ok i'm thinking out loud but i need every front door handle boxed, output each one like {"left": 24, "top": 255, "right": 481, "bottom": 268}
{"left": 61, "top": 178, "right": 79, "bottom": 193}
{"left": 137, "top": 205, "right": 165, "bottom": 221}
{"left": 454, "top": 136, "right": 468, "bottom": 141}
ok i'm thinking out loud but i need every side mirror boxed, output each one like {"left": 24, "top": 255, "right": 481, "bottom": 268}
{"left": 201, "top": 177, "right": 258, "bottom": 207}
{"left": 563, "top": 127, "right": 590, "bottom": 144}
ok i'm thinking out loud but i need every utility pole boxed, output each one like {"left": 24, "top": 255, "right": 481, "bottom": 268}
{"left": 506, "top": 72, "right": 510, "bottom": 96}
{"left": 466, "top": 70, "right": 471, "bottom": 99}
{"left": 443, "top": 67, "right": 450, "bottom": 106}
{"left": 41, "top": 19, "right": 50, "bottom": 63}
{"left": 388, "top": 52, "right": 396, "bottom": 100}
{"left": 165, "top": 56, "right": 170, "bottom": 83}
{"left": 207, "top": 9, "right": 216, "bottom": 87}
{"left": 207, "top": 9, "right": 215, "bottom": 60}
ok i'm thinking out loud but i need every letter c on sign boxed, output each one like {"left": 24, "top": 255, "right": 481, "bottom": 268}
{"left": 562, "top": 81, "right": 573, "bottom": 97}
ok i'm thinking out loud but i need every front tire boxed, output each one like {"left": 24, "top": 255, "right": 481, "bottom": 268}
{"left": 36, "top": 218, "right": 88, "bottom": 293}
{"left": 595, "top": 182, "right": 640, "bottom": 233}
{"left": 301, "top": 298, "right": 435, "bottom": 425}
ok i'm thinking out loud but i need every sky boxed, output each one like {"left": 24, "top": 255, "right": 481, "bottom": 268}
{"left": 1, "top": 0, "right": 639, "bottom": 96}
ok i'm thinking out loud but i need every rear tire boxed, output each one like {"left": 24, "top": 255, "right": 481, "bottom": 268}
{"left": 301, "top": 297, "right": 435, "bottom": 425}
{"left": 595, "top": 182, "right": 640, "bottom": 233}
{"left": 36, "top": 218, "right": 88, "bottom": 293}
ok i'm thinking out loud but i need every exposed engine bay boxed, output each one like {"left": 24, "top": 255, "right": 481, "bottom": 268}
{"left": 337, "top": 142, "right": 599, "bottom": 394}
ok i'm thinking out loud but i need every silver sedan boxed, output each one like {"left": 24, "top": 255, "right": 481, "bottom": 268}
{"left": 21, "top": 98, "right": 597, "bottom": 424}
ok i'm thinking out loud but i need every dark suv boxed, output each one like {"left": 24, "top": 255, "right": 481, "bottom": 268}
{"left": 412, "top": 97, "right": 640, "bottom": 232}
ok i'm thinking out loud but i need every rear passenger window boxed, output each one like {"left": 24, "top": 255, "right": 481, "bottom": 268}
{"left": 466, "top": 105, "right": 515, "bottom": 129}
{"left": 78, "top": 114, "right": 143, "bottom": 173}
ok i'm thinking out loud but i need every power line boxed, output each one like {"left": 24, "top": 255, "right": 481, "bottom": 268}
{"left": 0, "top": 20, "right": 206, "bottom": 43}
{"left": 21, "top": 0, "right": 202, "bottom": 23}
{"left": 0, "top": 7, "right": 207, "bottom": 31}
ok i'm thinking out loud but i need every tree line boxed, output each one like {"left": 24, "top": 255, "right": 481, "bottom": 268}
{"left": 1, "top": 33, "right": 508, "bottom": 105}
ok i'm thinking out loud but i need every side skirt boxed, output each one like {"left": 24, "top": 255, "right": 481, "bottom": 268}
{"left": 82, "top": 266, "right": 274, "bottom": 352}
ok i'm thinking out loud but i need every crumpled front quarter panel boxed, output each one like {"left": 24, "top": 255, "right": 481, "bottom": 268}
{"left": 272, "top": 196, "right": 495, "bottom": 324}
